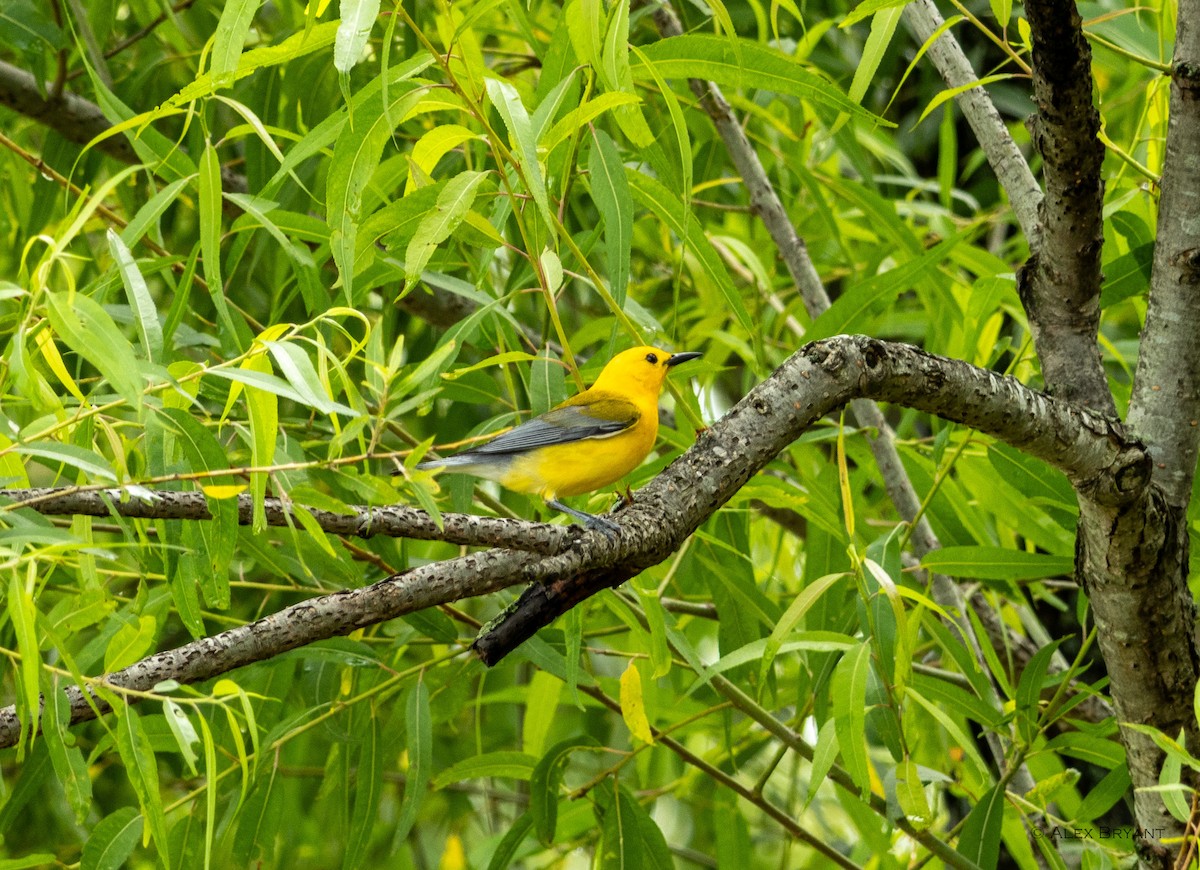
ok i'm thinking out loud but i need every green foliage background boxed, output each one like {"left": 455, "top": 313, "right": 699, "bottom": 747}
{"left": 0, "top": 0, "right": 1173, "bottom": 867}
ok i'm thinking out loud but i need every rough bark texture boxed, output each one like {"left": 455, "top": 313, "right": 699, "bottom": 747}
{"left": 1125, "top": 5, "right": 1200, "bottom": 507}
{"left": 1018, "top": 0, "right": 1113, "bottom": 413}
{"left": 1077, "top": 492, "right": 1197, "bottom": 859}
{"left": 0, "top": 488, "right": 577, "bottom": 554}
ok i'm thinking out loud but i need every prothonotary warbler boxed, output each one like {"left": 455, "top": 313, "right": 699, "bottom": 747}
{"left": 417, "top": 346, "right": 701, "bottom": 534}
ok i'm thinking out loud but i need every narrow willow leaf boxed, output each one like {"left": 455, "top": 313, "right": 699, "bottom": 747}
{"left": 832, "top": 641, "right": 871, "bottom": 796}
{"left": 920, "top": 547, "right": 1074, "bottom": 581}
{"left": 896, "top": 758, "right": 932, "bottom": 829}
{"left": 159, "top": 407, "right": 236, "bottom": 613}
{"left": 395, "top": 682, "right": 431, "bottom": 841}
{"left": 80, "top": 808, "right": 142, "bottom": 870}
{"left": 848, "top": 7, "right": 903, "bottom": 105}
{"left": 597, "top": 782, "right": 672, "bottom": 870}
{"left": 530, "top": 737, "right": 598, "bottom": 843}
{"left": 541, "top": 92, "right": 638, "bottom": 153}
{"left": 335, "top": 0, "right": 379, "bottom": 73}
{"left": 117, "top": 707, "right": 168, "bottom": 850}
{"left": 522, "top": 671, "right": 564, "bottom": 757}
{"left": 162, "top": 699, "right": 200, "bottom": 776}
{"left": 485, "top": 78, "right": 554, "bottom": 230}
{"left": 405, "top": 170, "right": 488, "bottom": 286}
{"left": 106, "top": 230, "right": 163, "bottom": 362}
{"left": 211, "top": 0, "right": 259, "bottom": 78}
{"left": 15, "top": 441, "right": 117, "bottom": 482}
{"left": 327, "top": 80, "right": 424, "bottom": 302}
{"left": 598, "top": 0, "right": 654, "bottom": 147}
{"left": 198, "top": 143, "right": 239, "bottom": 347}
{"left": 486, "top": 811, "right": 534, "bottom": 870}
{"left": 104, "top": 615, "right": 157, "bottom": 673}
{"left": 43, "top": 290, "right": 144, "bottom": 409}
{"left": 407, "top": 124, "right": 480, "bottom": 189}
{"left": 758, "top": 572, "right": 848, "bottom": 689}
{"left": 343, "top": 711, "right": 382, "bottom": 870}
{"left": 433, "top": 752, "right": 537, "bottom": 788}
{"left": 588, "top": 130, "right": 632, "bottom": 305}
{"left": 8, "top": 574, "right": 40, "bottom": 749}
{"left": 43, "top": 682, "right": 92, "bottom": 823}
{"left": 957, "top": 783, "right": 1004, "bottom": 869}
{"left": 242, "top": 354, "right": 277, "bottom": 532}
{"left": 620, "top": 661, "right": 654, "bottom": 744}
{"left": 174, "top": 21, "right": 341, "bottom": 104}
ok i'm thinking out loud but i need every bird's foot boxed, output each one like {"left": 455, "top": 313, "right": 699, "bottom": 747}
{"left": 546, "top": 499, "right": 621, "bottom": 539}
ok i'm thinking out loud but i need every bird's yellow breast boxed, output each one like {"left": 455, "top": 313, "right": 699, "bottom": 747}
{"left": 498, "top": 413, "right": 658, "bottom": 498}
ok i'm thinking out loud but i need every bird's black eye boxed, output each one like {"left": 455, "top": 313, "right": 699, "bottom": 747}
{"left": 645, "top": 352, "right": 658, "bottom": 365}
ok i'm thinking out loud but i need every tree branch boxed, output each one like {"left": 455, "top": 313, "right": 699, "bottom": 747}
{"left": 1017, "top": 0, "right": 1113, "bottom": 413}
{"left": 0, "top": 336, "right": 1143, "bottom": 748}
{"left": 1125, "top": 0, "right": 1200, "bottom": 507}
{"left": 0, "top": 488, "right": 577, "bottom": 555}
{"left": 902, "top": 0, "right": 1043, "bottom": 245}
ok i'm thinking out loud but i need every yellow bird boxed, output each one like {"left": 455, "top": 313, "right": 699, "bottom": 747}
{"left": 417, "top": 346, "right": 701, "bottom": 534}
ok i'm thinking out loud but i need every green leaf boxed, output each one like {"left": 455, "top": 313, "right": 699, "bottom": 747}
{"left": 522, "top": 671, "right": 564, "bottom": 757}
{"left": 920, "top": 547, "right": 1074, "bottom": 581}
{"left": 173, "top": 21, "right": 342, "bottom": 104}
{"left": 395, "top": 682, "right": 432, "bottom": 841}
{"left": 485, "top": 78, "right": 554, "bottom": 231}
{"left": 263, "top": 340, "right": 346, "bottom": 416}
{"left": 335, "top": 0, "right": 380, "bottom": 73}
{"left": 588, "top": 130, "right": 632, "bottom": 305}
{"left": 157, "top": 407, "right": 236, "bottom": 614}
{"left": 956, "top": 783, "right": 1004, "bottom": 870}
{"left": 405, "top": 170, "right": 489, "bottom": 286}
{"left": 117, "top": 707, "right": 167, "bottom": 851}
{"left": 543, "top": 93, "right": 638, "bottom": 156}
{"left": 211, "top": 0, "right": 259, "bottom": 78}
{"left": 15, "top": 441, "right": 117, "bottom": 483}
{"left": 633, "top": 35, "right": 890, "bottom": 126}
{"left": 162, "top": 699, "right": 200, "bottom": 776}
{"left": 8, "top": 574, "right": 40, "bottom": 750}
{"left": 107, "top": 230, "right": 164, "bottom": 363}
{"left": 327, "top": 80, "right": 425, "bottom": 303}
{"left": 758, "top": 571, "right": 848, "bottom": 690}
{"left": 433, "top": 752, "right": 537, "bottom": 789}
{"left": 1100, "top": 242, "right": 1154, "bottom": 307}
{"left": 848, "top": 7, "right": 903, "bottom": 105}
{"left": 343, "top": 711, "right": 382, "bottom": 870}
{"left": 44, "top": 290, "right": 144, "bottom": 409}
{"left": 104, "top": 615, "right": 157, "bottom": 673}
{"left": 832, "top": 641, "right": 871, "bottom": 795}
{"left": 895, "top": 758, "right": 932, "bottom": 829}
{"left": 80, "top": 808, "right": 143, "bottom": 870}
{"left": 596, "top": 782, "right": 672, "bottom": 870}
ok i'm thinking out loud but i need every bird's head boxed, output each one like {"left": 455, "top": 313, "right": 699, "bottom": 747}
{"left": 591, "top": 346, "right": 702, "bottom": 398}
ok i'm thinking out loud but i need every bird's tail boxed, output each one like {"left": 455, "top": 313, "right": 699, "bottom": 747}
{"left": 416, "top": 454, "right": 494, "bottom": 472}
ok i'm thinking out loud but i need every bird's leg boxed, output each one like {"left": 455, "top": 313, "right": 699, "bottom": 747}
{"left": 546, "top": 499, "right": 621, "bottom": 538}
{"left": 621, "top": 486, "right": 635, "bottom": 507}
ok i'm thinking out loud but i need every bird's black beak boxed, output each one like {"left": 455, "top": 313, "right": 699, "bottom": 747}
{"left": 665, "top": 351, "right": 701, "bottom": 368}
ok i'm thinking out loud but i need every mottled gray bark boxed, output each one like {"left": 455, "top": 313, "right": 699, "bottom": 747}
{"left": 1017, "top": 0, "right": 1113, "bottom": 413}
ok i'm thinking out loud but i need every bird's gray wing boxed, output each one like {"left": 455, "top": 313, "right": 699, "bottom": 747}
{"left": 464, "top": 402, "right": 637, "bottom": 455}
